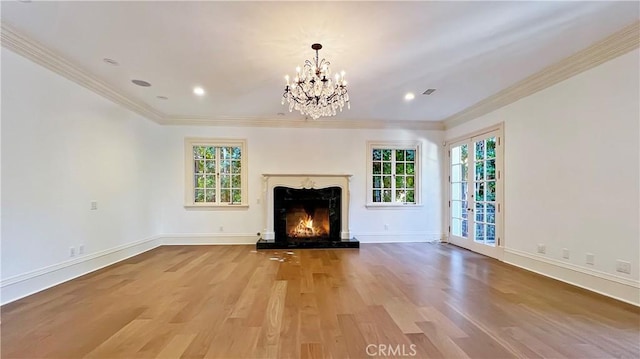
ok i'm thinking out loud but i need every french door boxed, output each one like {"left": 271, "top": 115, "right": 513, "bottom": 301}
{"left": 448, "top": 129, "right": 503, "bottom": 259}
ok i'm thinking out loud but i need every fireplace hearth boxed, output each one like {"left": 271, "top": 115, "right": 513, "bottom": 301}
{"left": 257, "top": 174, "right": 359, "bottom": 249}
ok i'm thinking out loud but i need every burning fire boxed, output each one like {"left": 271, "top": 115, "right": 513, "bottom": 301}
{"left": 289, "top": 214, "right": 327, "bottom": 237}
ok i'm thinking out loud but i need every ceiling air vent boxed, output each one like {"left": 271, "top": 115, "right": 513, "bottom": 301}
{"left": 423, "top": 88, "right": 436, "bottom": 95}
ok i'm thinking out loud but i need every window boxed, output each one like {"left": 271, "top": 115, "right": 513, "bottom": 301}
{"left": 184, "top": 138, "right": 247, "bottom": 207}
{"left": 367, "top": 141, "right": 420, "bottom": 206}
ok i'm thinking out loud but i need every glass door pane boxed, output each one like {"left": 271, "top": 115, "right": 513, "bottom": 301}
{"left": 450, "top": 142, "right": 470, "bottom": 239}
{"left": 472, "top": 135, "right": 497, "bottom": 247}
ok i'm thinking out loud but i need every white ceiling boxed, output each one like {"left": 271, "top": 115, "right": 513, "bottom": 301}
{"left": 1, "top": 1, "right": 638, "bottom": 124}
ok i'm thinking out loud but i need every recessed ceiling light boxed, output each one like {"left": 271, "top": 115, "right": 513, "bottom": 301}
{"left": 132, "top": 79, "right": 151, "bottom": 87}
{"left": 404, "top": 92, "right": 415, "bottom": 101}
{"left": 156, "top": 96, "right": 168, "bottom": 100}
{"left": 193, "top": 87, "right": 205, "bottom": 96}
{"left": 103, "top": 58, "right": 119, "bottom": 66}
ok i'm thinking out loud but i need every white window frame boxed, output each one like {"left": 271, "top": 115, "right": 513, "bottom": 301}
{"left": 184, "top": 138, "right": 248, "bottom": 208}
{"left": 366, "top": 140, "right": 422, "bottom": 208}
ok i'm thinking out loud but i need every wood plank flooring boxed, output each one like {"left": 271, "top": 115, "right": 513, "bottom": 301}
{"left": 2, "top": 243, "right": 639, "bottom": 358}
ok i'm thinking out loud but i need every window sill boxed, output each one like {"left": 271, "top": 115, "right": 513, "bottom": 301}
{"left": 366, "top": 203, "right": 423, "bottom": 209}
{"left": 184, "top": 203, "right": 249, "bottom": 210}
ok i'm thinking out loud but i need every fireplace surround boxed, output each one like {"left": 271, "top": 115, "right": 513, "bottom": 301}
{"left": 257, "top": 174, "right": 359, "bottom": 249}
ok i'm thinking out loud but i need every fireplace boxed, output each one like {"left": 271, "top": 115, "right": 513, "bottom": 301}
{"left": 274, "top": 186, "right": 341, "bottom": 240}
{"left": 257, "top": 174, "right": 358, "bottom": 249}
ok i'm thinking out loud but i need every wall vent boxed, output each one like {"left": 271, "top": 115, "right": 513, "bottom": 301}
{"left": 423, "top": 88, "right": 436, "bottom": 95}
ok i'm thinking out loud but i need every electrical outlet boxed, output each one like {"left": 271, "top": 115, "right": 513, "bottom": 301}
{"left": 90, "top": 201, "right": 98, "bottom": 210}
{"left": 78, "top": 244, "right": 85, "bottom": 255}
{"left": 616, "top": 260, "right": 631, "bottom": 274}
{"left": 256, "top": 198, "right": 261, "bottom": 205}
{"left": 562, "top": 248, "right": 570, "bottom": 259}
{"left": 219, "top": 226, "right": 224, "bottom": 232}
{"left": 384, "top": 224, "right": 389, "bottom": 230}
{"left": 586, "top": 253, "right": 595, "bottom": 265}
{"left": 537, "top": 243, "right": 546, "bottom": 254}
{"left": 69, "top": 246, "right": 76, "bottom": 257}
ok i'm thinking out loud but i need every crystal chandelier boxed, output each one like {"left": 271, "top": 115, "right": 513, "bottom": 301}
{"left": 282, "top": 43, "right": 350, "bottom": 119}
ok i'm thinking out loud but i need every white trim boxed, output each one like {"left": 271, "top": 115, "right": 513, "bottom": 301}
{"left": 0, "top": 23, "right": 443, "bottom": 131}
{"left": 3, "top": 21, "right": 637, "bottom": 130}
{"left": 184, "top": 204, "right": 249, "bottom": 209}
{"left": 355, "top": 232, "right": 444, "bottom": 243}
{"left": 504, "top": 248, "right": 640, "bottom": 306}
{"left": 365, "top": 203, "right": 424, "bottom": 209}
{"left": 3, "top": 236, "right": 637, "bottom": 307}
{"left": 160, "top": 233, "right": 258, "bottom": 245}
{"left": 164, "top": 117, "right": 444, "bottom": 130}
{"left": 443, "top": 21, "right": 640, "bottom": 129}
{"left": 504, "top": 248, "right": 640, "bottom": 288}
{"left": 444, "top": 123, "right": 504, "bottom": 147}
{"left": 184, "top": 138, "right": 248, "bottom": 207}
{"left": 0, "top": 23, "right": 166, "bottom": 124}
{"left": 1, "top": 236, "right": 161, "bottom": 305}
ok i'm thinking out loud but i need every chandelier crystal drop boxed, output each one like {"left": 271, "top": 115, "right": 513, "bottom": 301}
{"left": 281, "top": 43, "right": 350, "bottom": 120}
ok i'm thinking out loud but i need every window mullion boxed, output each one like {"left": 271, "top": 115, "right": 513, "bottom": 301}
{"left": 216, "top": 147, "right": 221, "bottom": 205}
{"left": 391, "top": 149, "right": 396, "bottom": 203}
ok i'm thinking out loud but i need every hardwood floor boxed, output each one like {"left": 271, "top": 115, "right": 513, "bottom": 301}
{"left": 2, "top": 243, "right": 638, "bottom": 358}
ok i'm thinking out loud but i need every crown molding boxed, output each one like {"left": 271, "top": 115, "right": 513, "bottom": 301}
{"left": 1, "top": 22, "right": 166, "bottom": 123}
{"left": 162, "top": 117, "right": 445, "bottom": 130}
{"left": 0, "top": 22, "right": 444, "bottom": 130}
{"left": 443, "top": 21, "right": 640, "bottom": 130}
{"left": 4, "top": 20, "right": 637, "bottom": 132}
{"left": 0, "top": 21, "right": 442, "bottom": 131}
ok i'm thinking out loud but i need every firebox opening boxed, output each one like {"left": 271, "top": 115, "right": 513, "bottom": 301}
{"left": 286, "top": 205, "right": 330, "bottom": 238}
{"left": 273, "top": 186, "right": 342, "bottom": 242}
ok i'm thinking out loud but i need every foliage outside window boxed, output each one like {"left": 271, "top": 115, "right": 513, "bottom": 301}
{"left": 185, "top": 138, "right": 247, "bottom": 207}
{"left": 368, "top": 141, "right": 420, "bottom": 206}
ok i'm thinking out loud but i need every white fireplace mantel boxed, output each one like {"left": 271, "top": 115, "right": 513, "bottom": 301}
{"left": 261, "top": 174, "right": 352, "bottom": 240}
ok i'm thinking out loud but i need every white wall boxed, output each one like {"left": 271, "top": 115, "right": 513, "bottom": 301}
{"left": 0, "top": 46, "right": 445, "bottom": 303}
{"left": 446, "top": 49, "right": 640, "bottom": 305}
{"left": 4, "top": 37, "right": 636, "bottom": 307}
{"left": 156, "top": 126, "right": 444, "bottom": 244}
{"left": 1, "top": 48, "right": 162, "bottom": 303}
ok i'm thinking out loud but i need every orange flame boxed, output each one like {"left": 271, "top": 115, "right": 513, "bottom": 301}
{"left": 289, "top": 214, "right": 327, "bottom": 237}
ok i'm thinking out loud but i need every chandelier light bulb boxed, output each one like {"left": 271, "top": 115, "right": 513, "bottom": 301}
{"left": 281, "top": 43, "right": 350, "bottom": 120}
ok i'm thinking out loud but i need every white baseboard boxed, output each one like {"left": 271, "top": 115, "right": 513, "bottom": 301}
{"left": 0, "top": 236, "right": 161, "bottom": 305}
{"left": 4, "top": 235, "right": 635, "bottom": 308}
{"left": 504, "top": 248, "right": 640, "bottom": 306}
{"left": 355, "top": 232, "right": 443, "bottom": 243}
{"left": 160, "top": 233, "right": 259, "bottom": 245}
